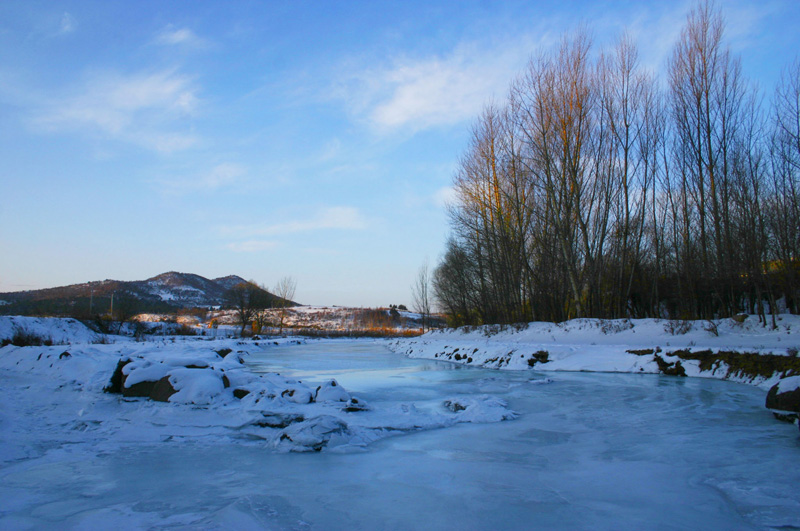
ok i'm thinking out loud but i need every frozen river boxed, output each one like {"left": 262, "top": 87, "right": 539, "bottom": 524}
{"left": 2, "top": 339, "right": 800, "bottom": 529}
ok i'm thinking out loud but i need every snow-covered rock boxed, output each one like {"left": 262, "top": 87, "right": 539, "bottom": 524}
{"left": 314, "top": 379, "right": 351, "bottom": 403}
{"left": 765, "top": 375, "right": 800, "bottom": 422}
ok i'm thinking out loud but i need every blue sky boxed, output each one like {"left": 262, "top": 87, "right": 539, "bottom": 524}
{"left": 1, "top": 0, "right": 799, "bottom": 307}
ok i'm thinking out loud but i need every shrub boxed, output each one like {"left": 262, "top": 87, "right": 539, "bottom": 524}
{"left": 9, "top": 328, "right": 54, "bottom": 347}
{"left": 704, "top": 320, "right": 719, "bottom": 337}
{"left": 600, "top": 319, "right": 633, "bottom": 334}
{"left": 173, "top": 324, "right": 197, "bottom": 336}
{"left": 665, "top": 319, "right": 692, "bottom": 335}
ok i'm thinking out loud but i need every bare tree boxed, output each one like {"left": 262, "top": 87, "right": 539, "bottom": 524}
{"left": 226, "top": 281, "right": 268, "bottom": 337}
{"left": 273, "top": 276, "right": 297, "bottom": 335}
{"left": 412, "top": 261, "right": 432, "bottom": 332}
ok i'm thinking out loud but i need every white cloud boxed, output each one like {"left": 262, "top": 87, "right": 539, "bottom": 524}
{"left": 221, "top": 207, "right": 368, "bottom": 237}
{"left": 337, "top": 40, "right": 538, "bottom": 133}
{"left": 433, "top": 186, "right": 457, "bottom": 208}
{"left": 31, "top": 69, "right": 200, "bottom": 152}
{"left": 226, "top": 240, "right": 279, "bottom": 253}
{"left": 155, "top": 26, "right": 206, "bottom": 48}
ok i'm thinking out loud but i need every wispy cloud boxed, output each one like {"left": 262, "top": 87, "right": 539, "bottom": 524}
{"left": 337, "top": 39, "right": 540, "bottom": 133}
{"left": 220, "top": 206, "right": 368, "bottom": 237}
{"left": 31, "top": 69, "right": 200, "bottom": 152}
{"left": 226, "top": 240, "right": 279, "bottom": 253}
{"left": 433, "top": 186, "right": 456, "bottom": 208}
{"left": 154, "top": 25, "right": 207, "bottom": 48}
{"left": 58, "top": 12, "right": 77, "bottom": 35}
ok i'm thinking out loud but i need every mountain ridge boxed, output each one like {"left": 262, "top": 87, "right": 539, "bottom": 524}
{"left": 0, "top": 272, "right": 257, "bottom": 316}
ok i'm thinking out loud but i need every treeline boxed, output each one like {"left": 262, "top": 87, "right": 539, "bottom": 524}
{"left": 434, "top": 2, "right": 799, "bottom": 326}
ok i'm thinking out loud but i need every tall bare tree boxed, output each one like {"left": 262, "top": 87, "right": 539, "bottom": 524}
{"left": 411, "top": 261, "right": 432, "bottom": 332}
{"left": 273, "top": 276, "right": 297, "bottom": 335}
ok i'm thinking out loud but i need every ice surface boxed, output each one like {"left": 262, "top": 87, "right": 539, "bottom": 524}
{"left": 1, "top": 339, "right": 799, "bottom": 529}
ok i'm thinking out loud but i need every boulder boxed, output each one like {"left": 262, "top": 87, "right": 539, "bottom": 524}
{"left": 281, "top": 387, "right": 314, "bottom": 404}
{"left": 122, "top": 379, "right": 158, "bottom": 398}
{"left": 104, "top": 358, "right": 132, "bottom": 393}
{"left": 765, "top": 376, "right": 800, "bottom": 422}
{"left": 233, "top": 388, "right": 250, "bottom": 399}
{"left": 314, "top": 379, "right": 350, "bottom": 403}
{"left": 149, "top": 376, "right": 177, "bottom": 402}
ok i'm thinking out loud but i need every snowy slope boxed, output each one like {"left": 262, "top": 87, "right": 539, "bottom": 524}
{"left": 390, "top": 316, "right": 800, "bottom": 390}
{"left": 0, "top": 315, "right": 99, "bottom": 344}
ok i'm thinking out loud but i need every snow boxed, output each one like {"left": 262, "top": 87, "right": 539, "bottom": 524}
{"left": 390, "top": 315, "right": 800, "bottom": 389}
{"left": 776, "top": 375, "right": 800, "bottom": 394}
{"left": 1, "top": 316, "right": 799, "bottom": 528}
{"left": 0, "top": 330, "right": 516, "bottom": 460}
{"left": 0, "top": 316, "right": 99, "bottom": 344}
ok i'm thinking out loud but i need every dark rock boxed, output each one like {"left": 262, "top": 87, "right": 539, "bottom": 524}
{"left": 766, "top": 378, "right": 800, "bottom": 423}
{"left": 59, "top": 351, "right": 71, "bottom": 359}
{"left": 233, "top": 388, "right": 250, "bottom": 399}
{"left": 185, "top": 364, "right": 209, "bottom": 369}
{"left": 104, "top": 358, "right": 133, "bottom": 393}
{"left": 149, "top": 376, "right": 177, "bottom": 402}
{"left": 222, "top": 374, "right": 231, "bottom": 388}
{"left": 215, "top": 348, "right": 232, "bottom": 358}
{"left": 123, "top": 379, "right": 158, "bottom": 398}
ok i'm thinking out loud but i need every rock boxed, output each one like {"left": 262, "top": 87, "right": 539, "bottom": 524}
{"left": 766, "top": 376, "right": 800, "bottom": 422}
{"left": 104, "top": 358, "right": 132, "bottom": 393}
{"left": 342, "top": 397, "right": 370, "bottom": 412}
{"left": 314, "top": 379, "right": 350, "bottom": 403}
{"left": 123, "top": 379, "right": 158, "bottom": 398}
{"left": 281, "top": 387, "right": 314, "bottom": 404}
{"left": 59, "top": 351, "right": 71, "bottom": 359}
{"left": 149, "top": 376, "right": 177, "bottom": 402}
{"left": 277, "top": 415, "right": 351, "bottom": 451}
{"left": 233, "top": 388, "right": 250, "bottom": 399}
{"left": 215, "top": 348, "right": 232, "bottom": 358}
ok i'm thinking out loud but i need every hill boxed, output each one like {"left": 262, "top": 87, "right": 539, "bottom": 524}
{"left": 0, "top": 272, "right": 259, "bottom": 317}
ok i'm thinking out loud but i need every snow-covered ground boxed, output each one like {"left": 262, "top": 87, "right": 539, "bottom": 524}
{"left": 390, "top": 315, "right": 800, "bottom": 390}
{"left": 0, "top": 316, "right": 100, "bottom": 344}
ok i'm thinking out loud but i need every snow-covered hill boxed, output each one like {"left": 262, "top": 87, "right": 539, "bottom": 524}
{"left": 0, "top": 272, "right": 250, "bottom": 315}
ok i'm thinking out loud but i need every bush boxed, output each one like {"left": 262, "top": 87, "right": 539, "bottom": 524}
{"left": 665, "top": 319, "right": 692, "bottom": 335}
{"left": 9, "top": 328, "right": 54, "bottom": 347}
{"left": 173, "top": 324, "right": 197, "bottom": 336}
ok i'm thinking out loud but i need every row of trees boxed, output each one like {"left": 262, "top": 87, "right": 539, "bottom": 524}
{"left": 434, "top": 2, "right": 799, "bottom": 326}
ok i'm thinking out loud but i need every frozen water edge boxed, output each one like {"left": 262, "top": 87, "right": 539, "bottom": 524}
{"left": 1, "top": 338, "right": 799, "bottom": 529}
